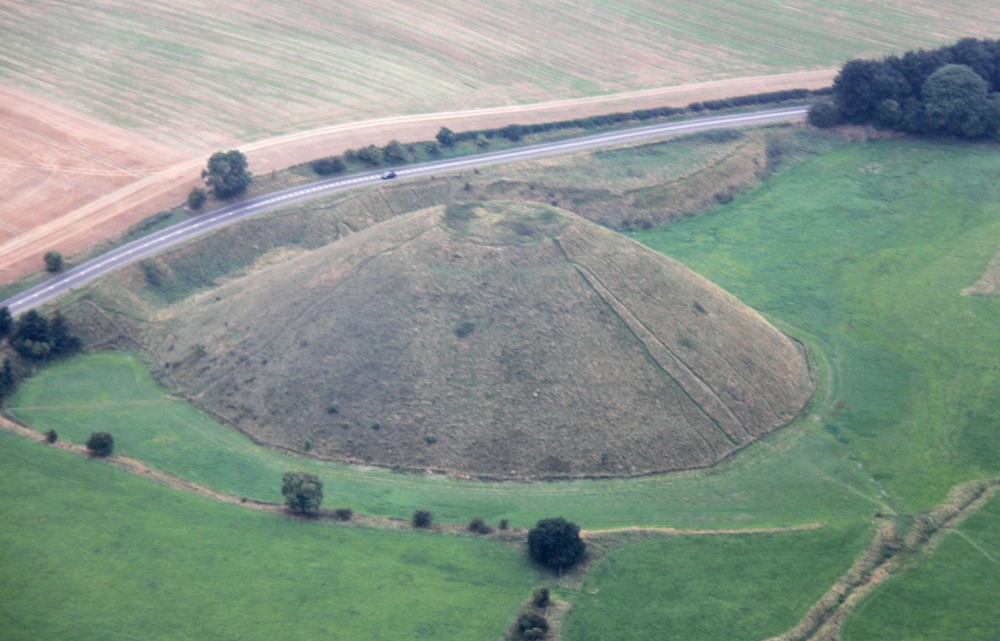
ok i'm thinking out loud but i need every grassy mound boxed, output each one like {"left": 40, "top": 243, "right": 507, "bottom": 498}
{"left": 124, "top": 201, "right": 812, "bottom": 478}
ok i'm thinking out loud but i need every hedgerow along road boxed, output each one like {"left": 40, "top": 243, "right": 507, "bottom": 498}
{"left": 1, "top": 105, "right": 808, "bottom": 315}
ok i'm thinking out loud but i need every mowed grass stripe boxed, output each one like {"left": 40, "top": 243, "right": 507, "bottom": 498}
{"left": 0, "top": 430, "right": 534, "bottom": 641}
{"left": 8, "top": 352, "right": 875, "bottom": 529}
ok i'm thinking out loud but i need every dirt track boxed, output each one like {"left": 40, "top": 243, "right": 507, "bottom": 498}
{"left": 0, "top": 69, "right": 834, "bottom": 286}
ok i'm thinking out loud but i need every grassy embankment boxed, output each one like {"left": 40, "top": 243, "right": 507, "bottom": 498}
{"left": 0, "top": 430, "right": 533, "bottom": 641}
{"left": 842, "top": 495, "right": 1000, "bottom": 640}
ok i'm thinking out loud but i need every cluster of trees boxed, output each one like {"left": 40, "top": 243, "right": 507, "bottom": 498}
{"left": 0, "top": 306, "right": 82, "bottom": 400}
{"left": 810, "top": 38, "right": 1000, "bottom": 139}
{"left": 8, "top": 310, "right": 81, "bottom": 361}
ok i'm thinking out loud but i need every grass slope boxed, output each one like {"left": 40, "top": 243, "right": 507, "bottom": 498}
{"left": 562, "top": 523, "right": 873, "bottom": 641}
{"left": 842, "top": 496, "right": 1000, "bottom": 640}
{"left": 0, "top": 430, "right": 533, "bottom": 641}
{"left": 8, "top": 351, "right": 874, "bottom": 529}
{"left": 633, "top": 139, "right": 1000, "bottom": 512}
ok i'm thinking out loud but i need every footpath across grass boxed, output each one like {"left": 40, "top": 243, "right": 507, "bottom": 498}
{"left": 8, "top": 352, "right": 875, "bottom": 530}
{"left": 0, "top": 430, "right": 533, "bottom": 641}
{"left": 562, "top": 522, "right": 873, "bottom": 641}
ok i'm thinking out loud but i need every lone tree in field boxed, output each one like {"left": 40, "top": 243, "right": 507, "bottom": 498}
{"left": 44, "top": 251, "right": 64, "bottom": 273}
{"left": 281, "top": 471, "right": 324, "bottom": 515}
{"left": 86, "top": 432, "right": 114, "bottom": 457}
{"left": 202, "top": 150, "right": 252, "bottom": 199}
{"left": 412, "top": 509, "right": 433, "bottom": 528}
{"left": 527, "top": 517, "right": 586, "bottom": 572}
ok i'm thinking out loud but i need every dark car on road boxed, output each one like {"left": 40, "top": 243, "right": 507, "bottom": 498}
{"left": 381, "top": 171, "right": 397, "bottom": 180}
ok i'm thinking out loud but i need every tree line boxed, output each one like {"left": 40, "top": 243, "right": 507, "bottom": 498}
{"left": 810, "top": 37, "right": 1000, "bottom": 139}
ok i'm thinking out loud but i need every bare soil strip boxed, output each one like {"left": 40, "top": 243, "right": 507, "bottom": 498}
{"left": 0, "top": 70, "right": 833, "bottom": 285}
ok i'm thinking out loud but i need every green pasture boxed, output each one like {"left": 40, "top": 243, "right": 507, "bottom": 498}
{"left": 8, "top": 351, "right": 876, "bottom": 529}
{"left": 634, "top": 139, "right": 1000, "bottom": 512}
{"left": 0, "top": 431, "right": 533, "bottom": 641}
{"left": 563, "top": 522, "right": 872, "bottom": 641}
{"left": 842, "top": 495, "right": 1000, "bottom": 640}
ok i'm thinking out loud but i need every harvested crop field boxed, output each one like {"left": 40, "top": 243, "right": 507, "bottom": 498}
{"left": 2, "top": 0, "right": 996, "bottom": 146}
{"left": 0, "top": 88, "right": 189, "bottom": 278}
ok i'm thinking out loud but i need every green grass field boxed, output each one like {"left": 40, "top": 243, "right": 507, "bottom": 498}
{"left": 633, "top": 139, "right": 1000, "bottom": 513}
{"left": 841, "top": 495, "right": 1000, "bottom": 640}
{"left": 563, "top": 522, "right": 873, "bottom": 641}
{"left": 8, "top": 351, "right": 876, "bottom": 529}
{"left": 0, "top": 430, "right": 534, "bottom": 641}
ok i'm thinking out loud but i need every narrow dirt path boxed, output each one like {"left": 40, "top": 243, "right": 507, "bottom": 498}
{"left": 0, "top": 70, "right": 835, "bottom": 284}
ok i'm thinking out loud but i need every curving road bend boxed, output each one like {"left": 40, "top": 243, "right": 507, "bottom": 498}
{"left": 1, "top": 105, "right": 807, "bottom": 315}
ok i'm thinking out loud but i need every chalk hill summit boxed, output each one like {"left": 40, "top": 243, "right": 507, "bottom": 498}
{"left": 143, "top": 202, "right": 813, "bottom": 478}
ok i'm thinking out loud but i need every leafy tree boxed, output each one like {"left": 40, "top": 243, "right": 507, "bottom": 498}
{"left": 0, "top": 358, "right": 15, "bottom": 399}
{"left": 44, "top": 251, "right": 64, "bottom": 273}
{"left": 202, "top": 150, "right": 252, "bottom": 199}
{"left": 468, "top": 517, "right": 492, "bottom": 534}
{"left": 527, "top": 517, "right": 586, "bottom": 571}
{"left": 50, "top": 312, "right": 82, "bottom": 356}
{"left": 86, "top": 432, "right": 114, "bottom": 457}
{"left": 502, "top": 124, "right": 524, "bottom": 142}
{"left": 922, "top": 64, "right": 990, "bottom": 137}
{"left": 436, "top": 127, "right": 455, "bottom": 147}
{"left": 0, "top": 306, "right": 12, "bottom": 339}
{"left": 44, "top": 429, "right": 58, "bottom": 444}
{"left": 311, "top": 156, "right": 346, "bottom": 176}
{"left": 187, "top": 187, "right": 208, "bottom": 210}
{"left": 281, "top": 471, "right": 323, "bottom": 514}
{"left": 412, "top": 509, "right": 433, "bottom": 528}
{"left": 382, "top": 140, "right": 406, "bottom": 164}
{"left": 12, "top": 310, "right": 52, "bottom": 360}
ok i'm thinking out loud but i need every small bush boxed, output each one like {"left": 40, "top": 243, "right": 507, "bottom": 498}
{"left": 382, "top": 140, "right": 407, "bottom": 164}
{"left": 44, "top": 429, "right": 58, "bottom": 444}
{"left": 303, "top": 439, "right": 312, "bottom": 452}
{"left": 516, "top": 612, "right": 549, "bottom": 640}
{"left": 86, "top": 432, "right": 114, "bottom": 457}
{"left": 355, "top": 145, "right": 382, "bottom": 166}
{"left": 412, "top": 509, "right": 433, "bottom": 528}
{"left": 327, "top": 404, "right": 339, "bottom": 414}
{"left": 187, "top": 187, "right": 208, "bottom": 210}
{"left": 425, "top": 434, "right": 437, "bottom": 444}
{"left": 44, "top": 251, "right": 64, "bottom": 273}
{"left": 333, "top": 508, "right": 354, "bottom": 521}
{"left": 807, "top": 99, "right": 841, "bottom": 128}
{"left": 532, "top": 587, "right": 551, "bottom": 609}
{"left": 498, "top": 518, "right": 509, "bottom": 530}
{"left": 468, "top": 517, "right": 493, "bottom": 535}
{"left": 311, "top": 156, "right": 346, "bottom": 176}
{"left": 454, "top": 321, "right": 475, "bottom": 338}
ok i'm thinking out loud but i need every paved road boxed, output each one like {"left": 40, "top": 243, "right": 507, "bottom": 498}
{"left": 1, "top": 105, "right": 807, "bottom": 314}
